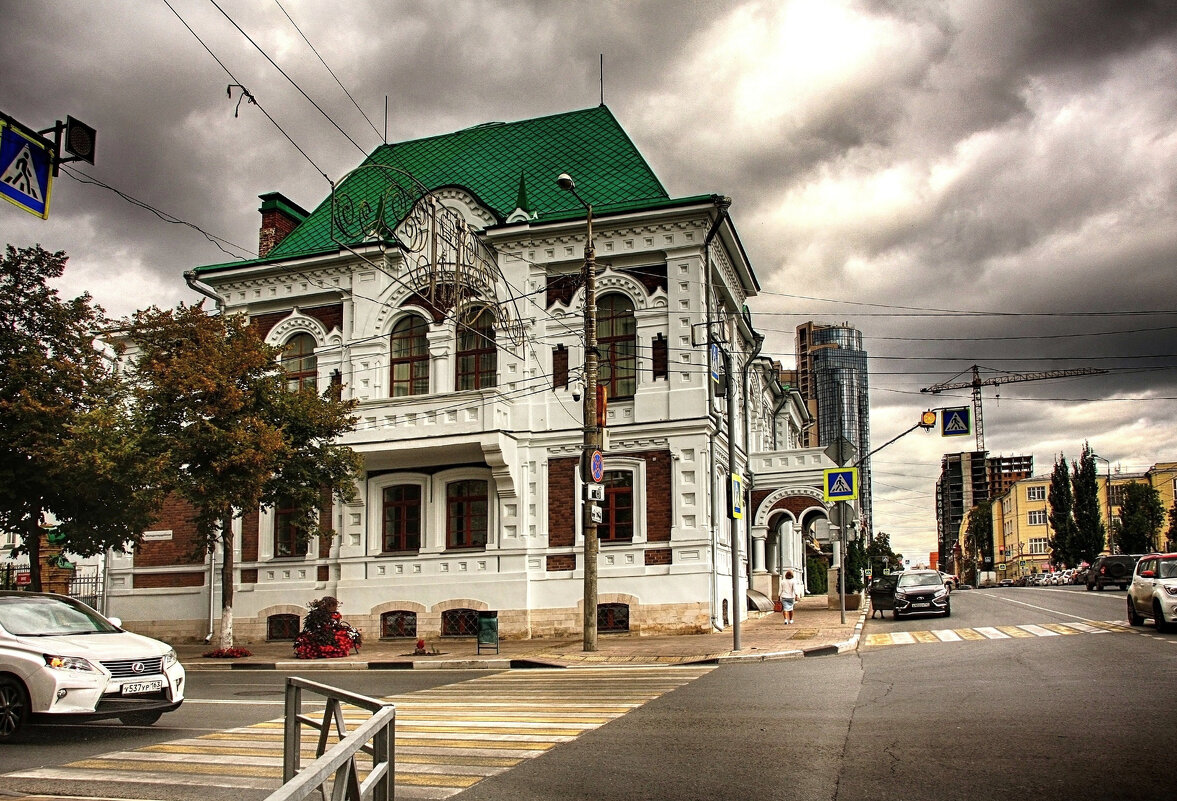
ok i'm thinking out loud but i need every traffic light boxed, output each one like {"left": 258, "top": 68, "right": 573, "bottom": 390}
{"left": 919, "top": 410, "right": 937, "bottom": 430}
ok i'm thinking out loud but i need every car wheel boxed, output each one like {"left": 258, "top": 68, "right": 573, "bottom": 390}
{"left": 0, "top": 676, "right": 29, "bottom": 741}
{"left": 120, "top": 710, "right": 164, "bottom": 727}
{"left": 1155, "top": 602, "right": 1173, "bottom": 634}
{"left": 1127, "top": 598, "right": 1144, "bottom": 626}
{"left": 943, "top": 602, "right": 951, "bottom": 618}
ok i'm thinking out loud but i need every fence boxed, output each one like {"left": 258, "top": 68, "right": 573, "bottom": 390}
{"left": 0, "top": 562, "right": 105, "bottom": 614}
{"left": 265, "top": 676, "right": 396, "bottom": 801}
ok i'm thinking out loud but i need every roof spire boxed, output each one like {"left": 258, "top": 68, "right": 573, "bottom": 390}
{"left": 507, "top": 171, "right": 535, "bottom": 223}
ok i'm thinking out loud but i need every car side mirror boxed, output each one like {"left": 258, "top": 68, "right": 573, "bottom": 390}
{"left": 107, "top": 616, "right": 122, "bottom": 628}
{"left": 1140, "top": 570, "right": 1155, "bottom": 579}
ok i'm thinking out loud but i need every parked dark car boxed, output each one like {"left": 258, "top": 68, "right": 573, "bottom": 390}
{"left": 893, "top": 570, "right": 951, "bottom": 618}
{"left": 1086, "top": 555, "right": 1143, "bottom": 591}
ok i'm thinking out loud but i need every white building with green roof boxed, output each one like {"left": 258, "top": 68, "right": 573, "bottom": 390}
{"left": 108, "top": 106, "right": 841, "bottom": 643}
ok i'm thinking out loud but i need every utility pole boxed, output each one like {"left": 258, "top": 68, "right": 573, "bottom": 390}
{"left": 724, "top": 346, "right": 741, "bottom": 651}
{"left": 557, "top": 173, "right": 601, "bottom": 652}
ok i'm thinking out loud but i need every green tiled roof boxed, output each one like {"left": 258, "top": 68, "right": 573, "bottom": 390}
{"left": 203, "top": 106, "right": 704, "bottom": 272}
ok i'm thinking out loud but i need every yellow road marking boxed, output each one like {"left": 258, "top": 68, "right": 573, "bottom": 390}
{"left": 954, "top": 628, "right": 986, "bottom": 640}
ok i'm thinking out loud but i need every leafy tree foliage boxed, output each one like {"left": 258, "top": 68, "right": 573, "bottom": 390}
{"left": 867, "top": 530, "right": 902, "bottom": 573}
{"left": 1048, "top": 455, "right": 1079, "bottom": 567}
{"left": 964, "top": 500, "right": 993, "bottom": 569}
{"left": 1071, "top": 443, "right": 1106, "bottom": 562}
{"left": 0, "top": 245, "right": 163, "bottom": 590}
{"left": 1112, "top": 482, "right": 1163, "bottom": 554}
{"left": 844, "top": 537, "right": 869, "bottom": 593}
{"left": 128, "top": 303, "right": 362, "bottom": 648}
{"left": 1166, "top": 501, "right": 1177, "bottom": 552}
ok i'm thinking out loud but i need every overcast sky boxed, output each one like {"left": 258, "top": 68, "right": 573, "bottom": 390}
{"left": 4, "top": 0, "right": 1177, "bottom": 563}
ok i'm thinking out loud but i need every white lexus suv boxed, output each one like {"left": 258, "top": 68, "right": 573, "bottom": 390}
{"left": 0, "top": 591, "right": 185, "bottom": 741}
{"left": 1127, "top": 553, "right": 1177, "bottom": 633}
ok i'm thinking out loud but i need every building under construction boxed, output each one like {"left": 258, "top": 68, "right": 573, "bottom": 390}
{"left": 937, "top": 452, "right": 1034, "bottom": 573}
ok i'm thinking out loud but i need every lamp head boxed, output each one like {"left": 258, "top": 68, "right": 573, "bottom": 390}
{"left": 556, "top": 173, "right": 575, "bottom": 192}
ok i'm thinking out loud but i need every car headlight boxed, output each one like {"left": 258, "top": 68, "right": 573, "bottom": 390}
{"left": 163, "top": 648, "right": 179, "bottom": 668}
{"left": 45, "top": 654, "right": 96, "bottom": 672}
{"left": 894, "top": 590, "right": 907, "bottom": 599}
{"left": 1163, "top": 585, "right": 1177, "bottom": 597}
{"left": 934, "top": 587, "right": 948, "bottom": 599}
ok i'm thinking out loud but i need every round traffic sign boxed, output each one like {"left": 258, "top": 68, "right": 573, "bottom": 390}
{"left": 590, "top": 450, "right": 605, "bottom": 483}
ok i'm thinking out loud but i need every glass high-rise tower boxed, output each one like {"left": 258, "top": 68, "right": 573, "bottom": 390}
{"left": 795, "top": 322, "right": 872, "bottom": 538}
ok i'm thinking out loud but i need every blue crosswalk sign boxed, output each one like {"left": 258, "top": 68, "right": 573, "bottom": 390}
{"left": 0, "top": 117, "right": 54, "bottom": 219}
{"left": 941, "top": 406, "right": 972, "bottom": 437}
{"left": 824, "top": 468, "right": 858, "bottom": 501}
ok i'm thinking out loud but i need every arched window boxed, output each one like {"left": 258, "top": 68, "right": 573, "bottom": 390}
{"left": 281, "top": 333, "right": 317, "bottom": 392}
{"left": 390, "top": 315, "right": 430, "bottom": 396}
{"left": 381, "top": 611, "right": 417, "bottom": 639}
{"left": 441, "top": 608, "right": 479, "bottom": 636}
{"left": 267, "top": 613, "right": 300, "bottom": 641}
{"left": 598, "top": 294, "right": 636, "bottom": 399}
{"left": 597, "top": 603, "right": 630, "bottom": 633}
{"left": 455, "top": 307, "right": 496, "bottom": 390}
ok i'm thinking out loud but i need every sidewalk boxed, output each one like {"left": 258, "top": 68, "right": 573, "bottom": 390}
{"left": 177, "top": 596, "right": 867, "bottom": 670}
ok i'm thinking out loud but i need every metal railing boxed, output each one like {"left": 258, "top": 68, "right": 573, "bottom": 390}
{"left": 265, "top": 676, "right": 396, "bottom": 801}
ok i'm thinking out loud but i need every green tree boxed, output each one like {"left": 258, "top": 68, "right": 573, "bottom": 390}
{"left": 1165, "top": 501, "right": 1177, "bottom": 551}
{"left": 1047, "top": 455, "right": 1079, "bottom": 567}
{"left": 128, "top": 303, "right": 362, "bottom": 649}
{"left": 965, "top": 501, "right": 993, "bottom": 571}
{"left": 844, "top": 537, "right": 869, "bottom": 593}
{"left": 1112, "top": 482, "right": 1164, "bottom": 554}
{"left": 0, "top": 245, "right": 163, "bottom": 591}
{"left": 1071, "top": 443, "right": 1106, "bottom": 562}
{"left": 867, "top": 530, "right": 902, "bottom": 573}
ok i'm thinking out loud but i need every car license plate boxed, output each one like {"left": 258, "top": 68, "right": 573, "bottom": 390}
{"left": 121, "top": 679, "right": 164, "bottom": 695}
{"left": 913, "top": 602, "right": 930, "bottom": 608}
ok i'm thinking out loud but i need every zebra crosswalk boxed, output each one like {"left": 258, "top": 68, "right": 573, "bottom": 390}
{"left": 864, "top": 619, "right": 1129, "bottom": 648}
{"left": 2, "top": 666, "right": 713, "bottom": 801}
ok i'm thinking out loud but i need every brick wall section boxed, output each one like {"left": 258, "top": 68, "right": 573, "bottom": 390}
{"left": 548, "top": 457, "right": 578, "bottom": 547}
{"left": 135, "top": 572, "right": 205, "bottom": 589}
{"left": 251, "top": 303, "right": 344, "bottom": 341}
{"left": 138, "top": 494, "right": 203, "bottom": 567}
{"left": 640, "top": 449, "right": 672, "bottom": 542}
{"left": 644, "top": 548, "right": 672, "bottom": 565}
{"left": 548, "top": 450, "right": 672, "bottom": 546}
{"left": 547, "top": 554, "right": 575, "bottom": 571}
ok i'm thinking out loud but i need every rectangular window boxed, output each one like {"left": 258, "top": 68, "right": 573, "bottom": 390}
{"left": 274, "top": 499, "right": 303, "bottom": 557}
{"left": 1109, "top": 484, "right": 1128, "bottom": 507}
{"left": 446, "top": 480, "right": 488, "bottom": 549}
{"left": 1028, "top": 510, "right": 1047, "bottom": 526}
{"left": 652, "top": 334, "right": 668, "bottom": 380}
{"left": 601, "top": 470, "right": 634, "bottom": 543}
{"left": 1027, "top": 485, "right": 1046, "bottom": 501}
{"left": 382, "top": 485, "right": 421, "bottom": 552}
{"left": 553, "top": 344, "right": 569, "bottom": 389}
{"left": 1029, "top": 537, "right": 1049, "bottom": 554}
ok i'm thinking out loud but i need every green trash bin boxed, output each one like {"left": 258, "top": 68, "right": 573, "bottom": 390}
{"left": 477, "top": 611, "right": 499, "bottom": 654}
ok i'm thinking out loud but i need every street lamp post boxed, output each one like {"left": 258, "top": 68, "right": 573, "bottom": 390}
{"left": 557, "top": 173, "right": 602, "bottom": 652}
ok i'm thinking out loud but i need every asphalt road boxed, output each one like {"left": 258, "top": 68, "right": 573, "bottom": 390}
{"left": 3, "top": 587, "right": 1173, "bottom": 801}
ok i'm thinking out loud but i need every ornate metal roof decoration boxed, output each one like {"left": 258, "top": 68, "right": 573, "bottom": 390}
{"left": 331, "top": 164, "right": 526, "bottom": 349}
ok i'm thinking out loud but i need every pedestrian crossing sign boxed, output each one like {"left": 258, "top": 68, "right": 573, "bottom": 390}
{"left": 941, "top": 406, "right": 972, "bottom": 437}
{"left": 0, "top": 117, "right": 54, "bottom": 219}
{"left": 824, "top": 467, "right": 858, "bottom": 501}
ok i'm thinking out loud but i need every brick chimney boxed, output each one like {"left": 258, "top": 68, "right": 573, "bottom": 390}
{"left": 258, "top": 192, "right": 309, "bottom": 257}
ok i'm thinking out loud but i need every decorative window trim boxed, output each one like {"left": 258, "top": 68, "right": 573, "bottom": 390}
{"left": 577, "top": 456, "right": 645, "bottom": 545}
{"left": 259, "top": 503, "right": 315, "bottom": 562}
{"left": 367, "top": 473, "right": 430, "bottom": 554}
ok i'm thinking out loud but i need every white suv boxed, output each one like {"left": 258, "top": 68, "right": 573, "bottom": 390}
{"left": 0, "top": 591, "right": 185, "bottom": 740}
{"left": 1127, "top": 553, "right": 1177, "bottom": 633}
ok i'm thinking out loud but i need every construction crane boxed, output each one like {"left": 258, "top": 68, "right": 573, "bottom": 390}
{"left": 921, "top": 364, "right": 1108, "bottom": 450}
